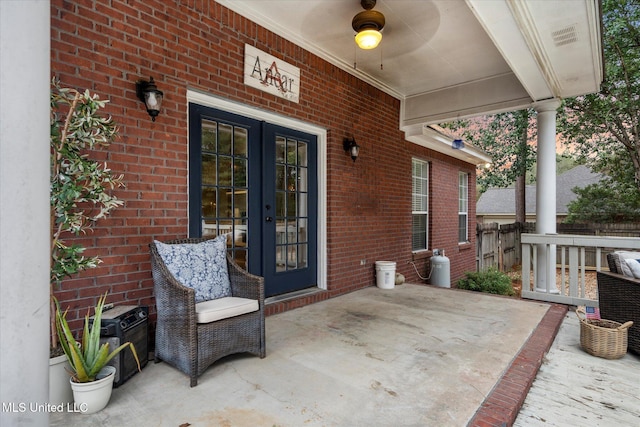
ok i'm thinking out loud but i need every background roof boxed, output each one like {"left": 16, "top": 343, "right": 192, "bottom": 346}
{"left": 476, "top": 165, "right": 602, "bottom": 215}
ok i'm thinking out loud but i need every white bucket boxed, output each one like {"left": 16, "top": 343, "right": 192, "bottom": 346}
{"left": 375, "top": 261, "right": 396, "bottom": 289}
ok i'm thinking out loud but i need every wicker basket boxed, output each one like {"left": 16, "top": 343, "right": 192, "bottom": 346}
{"left": 576, "top": 308, "right": 633, "bottom": 359}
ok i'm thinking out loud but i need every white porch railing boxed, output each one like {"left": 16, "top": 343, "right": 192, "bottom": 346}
{"left": 521, "top": 234, "right": 640, "bottom": 306}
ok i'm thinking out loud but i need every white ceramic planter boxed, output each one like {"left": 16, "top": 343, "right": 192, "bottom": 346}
{"left": 70, "top": 365, "right": 116, "bottom": 414}
{"left": 49, "top": 354, "right": 73, "bottom": 405}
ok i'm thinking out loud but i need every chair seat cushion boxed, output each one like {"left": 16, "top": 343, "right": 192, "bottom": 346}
{"left": 154, "top": 235, "right": 231, "bottom": 302}
{"left": 195, "top": 297, "right": 259, "bottom": 323}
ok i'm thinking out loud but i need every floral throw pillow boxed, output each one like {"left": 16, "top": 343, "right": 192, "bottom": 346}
{"left": 154, "top": 235, "right": 232, "bottom": 302}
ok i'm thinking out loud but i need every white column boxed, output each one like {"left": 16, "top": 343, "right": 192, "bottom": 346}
{"left": 534, "top": 100, "right": 561, "bottom": 293}
{"left": 0, "top": 2, "right": 50, "bottom": 426}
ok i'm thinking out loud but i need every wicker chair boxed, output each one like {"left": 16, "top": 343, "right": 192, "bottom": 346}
{"left": 150, "top": 237, "right": 266, "bottom": 387}
{"left": 596, "top": 253, "right": 640, "bottom": 355}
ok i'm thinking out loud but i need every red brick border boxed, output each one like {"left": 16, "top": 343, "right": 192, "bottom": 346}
{"left": 467, "top": 303, "right": 568, "bottom": 427}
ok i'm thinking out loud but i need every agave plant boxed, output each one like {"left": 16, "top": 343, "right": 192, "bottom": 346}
{"left": 54, "top": 293, "right": 140, "bottom": 383}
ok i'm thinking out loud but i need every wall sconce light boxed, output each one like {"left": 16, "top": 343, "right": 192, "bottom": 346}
{"left": 352, "top": 0, "right": 385, "bottom": 50}
{"left": 343, "top": 137, "right": 360, "bottom": 162}
{"left": 136, "top": 77, "right": 163, "bottom": 121}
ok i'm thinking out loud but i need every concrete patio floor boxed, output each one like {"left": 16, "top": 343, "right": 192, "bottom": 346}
{"left": 48, "top": 283, "right": 635, "bottom": 427}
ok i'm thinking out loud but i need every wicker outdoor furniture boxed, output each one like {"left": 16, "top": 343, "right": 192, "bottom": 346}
{"left": 595, "top": 253, "right": 640, "bottom": 355}
{"left": 150, "top": 237, "right": 266, "bottom": 387}
{"left": 577, "top": 307, "right": 633, "bottom": 359}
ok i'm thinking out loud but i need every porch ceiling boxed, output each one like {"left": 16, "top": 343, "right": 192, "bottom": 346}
{"left": 216, "top": 0, "right": 603, "bottom": 128}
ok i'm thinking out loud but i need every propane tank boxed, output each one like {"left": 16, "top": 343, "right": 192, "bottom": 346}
{"left": 430, "top": 249, "right": 450, "bottom": 288}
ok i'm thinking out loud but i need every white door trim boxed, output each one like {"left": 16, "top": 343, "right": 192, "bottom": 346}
{"left": 186, "top": 89, "right": 328, "bottom": 291}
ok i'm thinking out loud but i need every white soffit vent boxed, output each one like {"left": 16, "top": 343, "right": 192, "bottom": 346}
{"left": 552, "top": 24, "right": 578, "bottom": 47}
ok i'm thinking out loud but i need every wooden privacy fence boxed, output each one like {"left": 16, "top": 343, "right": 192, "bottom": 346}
{"left": 476, "top": 222, "right": 640, "bottom": 272}
{"left": 476, "top": 222, "right": 498, "bottom": 271}
{"left": 476, "top": 222, "right": 534, "bottom": 272}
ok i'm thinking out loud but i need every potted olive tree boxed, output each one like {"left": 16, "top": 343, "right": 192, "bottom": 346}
{"left": 49, "top": 78, "right": 125, "bottom": 405}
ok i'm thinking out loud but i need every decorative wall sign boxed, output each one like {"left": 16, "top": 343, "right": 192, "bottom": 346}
{"left": 244, "top": 44, "right": 300, "bottom": 103}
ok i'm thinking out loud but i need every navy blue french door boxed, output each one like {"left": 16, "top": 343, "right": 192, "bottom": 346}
{"left": 188, "top": 104, "right": 317, "bottom": 297}
{"left": 261, "top": 124, "right": 317, "bottom": 296}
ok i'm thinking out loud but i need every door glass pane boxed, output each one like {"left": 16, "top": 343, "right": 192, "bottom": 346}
{"left": 297, "top": 193, "right": 307, "bottom": 219}
{"left": 287, "top": 192, "right": 297, "bottom": 217}
{"left": 203, "top": 219, "right": 217, "bottom": 237}
{"left": 287, "top": 245, "right": 297, "bottom": 268}
{"left": 202, "top": 154, "right": 216, "bottom": 185}
{"left": 202, "top": 120, "right": 217, "bottom": 151}
{"left": 234, "top": 127, "right": 247, "bottom": 156}
{"left": 218, "top": 156, "right": 232, "bottom": 186}
{"left": 276, "top": 246, "right": 285, "bottom": 272}
{"left": 298, "top": 243, "right": 308, "bottom": 268}
{"left": 275, "top": 191, "right": 285, "bottom": 217}
{"left": 233, "top": 190, "right": 247, "bottom": 224}
{"left": 199, "top": 119, "right": 250, "bottom": 269}
{"left": 275, "top": 136, "right": 286, "bottom": 163}
{"left": 297, "top": 167, "right": 307, "bottom": 192}
{"left": 297, "top": 217, "right": 308, "bottom": 243}
{"left": 219, "top": 219, "right": 232, "bottom": 236}
{"left": 234, "top": 158, "right": 247, "bottom": 186}
{"left": 287, "top": 166, "right": 297, "bottom": 191}
{"left": 287, "top": 138, "right": 297, "bottom": 163}
{"left": 219, "top": 188, "right": 232, "bottom": 218}
{"left": 218, "top": 123, "right": 232, "bottom": 154}
{"left": 297, "top": 141, "right": 308, "bottom": 167}
{"left": 286, "top": 219, "right": 296, "bottom": 244}
{"left": 274, "top": 135, "right": 309, "bottom": 272}
{"left": 233, "top": 248, "right": 247, "bottom": 267}
{"left": 276, "top": 164, "right": 286, "bottom": 191}
{"left": 202, "top": 188, "right": 217, "bottom": 217}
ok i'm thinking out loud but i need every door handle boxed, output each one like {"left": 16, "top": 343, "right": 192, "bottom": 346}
{"left": 265, "top": 216, "right": 273, "bottom": 222}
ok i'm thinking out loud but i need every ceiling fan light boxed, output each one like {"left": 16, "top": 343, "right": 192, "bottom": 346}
{"left": 355, "top": 29, "right": 382, "bottom": 49}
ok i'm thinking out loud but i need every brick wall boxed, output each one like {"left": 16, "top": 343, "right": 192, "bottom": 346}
{"left": 51, "top": 0, "right": 477, "bottom": 331}
{"left": 407, "top": 145, "right": 477, "bottom": 285}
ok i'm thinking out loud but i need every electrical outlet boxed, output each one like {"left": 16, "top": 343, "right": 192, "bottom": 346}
{"left": 360, "top": 259, "right": 367, "bottom": 265}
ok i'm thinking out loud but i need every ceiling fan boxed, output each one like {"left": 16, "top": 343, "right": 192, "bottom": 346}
{"left": 352, "top": 0, "right": 386, "bottom": 50}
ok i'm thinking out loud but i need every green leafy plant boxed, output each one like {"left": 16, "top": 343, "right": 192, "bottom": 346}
{"left": 565, "top": 178, "right": 640, "bottom": 223}
{"left": 457, "top": 268, "right": 515, "bottom": 296}
{"left": 55, "top": 293, "right": 140, "bottom": 383}
{"left": 559, "top": 0, "right": 640, "bottom": 199}
{"left": 50, "top": 78, "right": 124, "bottom": 350}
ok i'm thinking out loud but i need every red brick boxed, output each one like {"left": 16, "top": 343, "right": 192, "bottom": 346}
{"left": 51, "top": 0, "right": 478, "bottom": 337}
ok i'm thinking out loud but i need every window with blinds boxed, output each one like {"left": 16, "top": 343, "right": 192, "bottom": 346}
{"left": 412, "top": 158, "right": 429, "bottom": 251}
{"left": 458, "top": 171, "right": 469, "bottom": 243}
